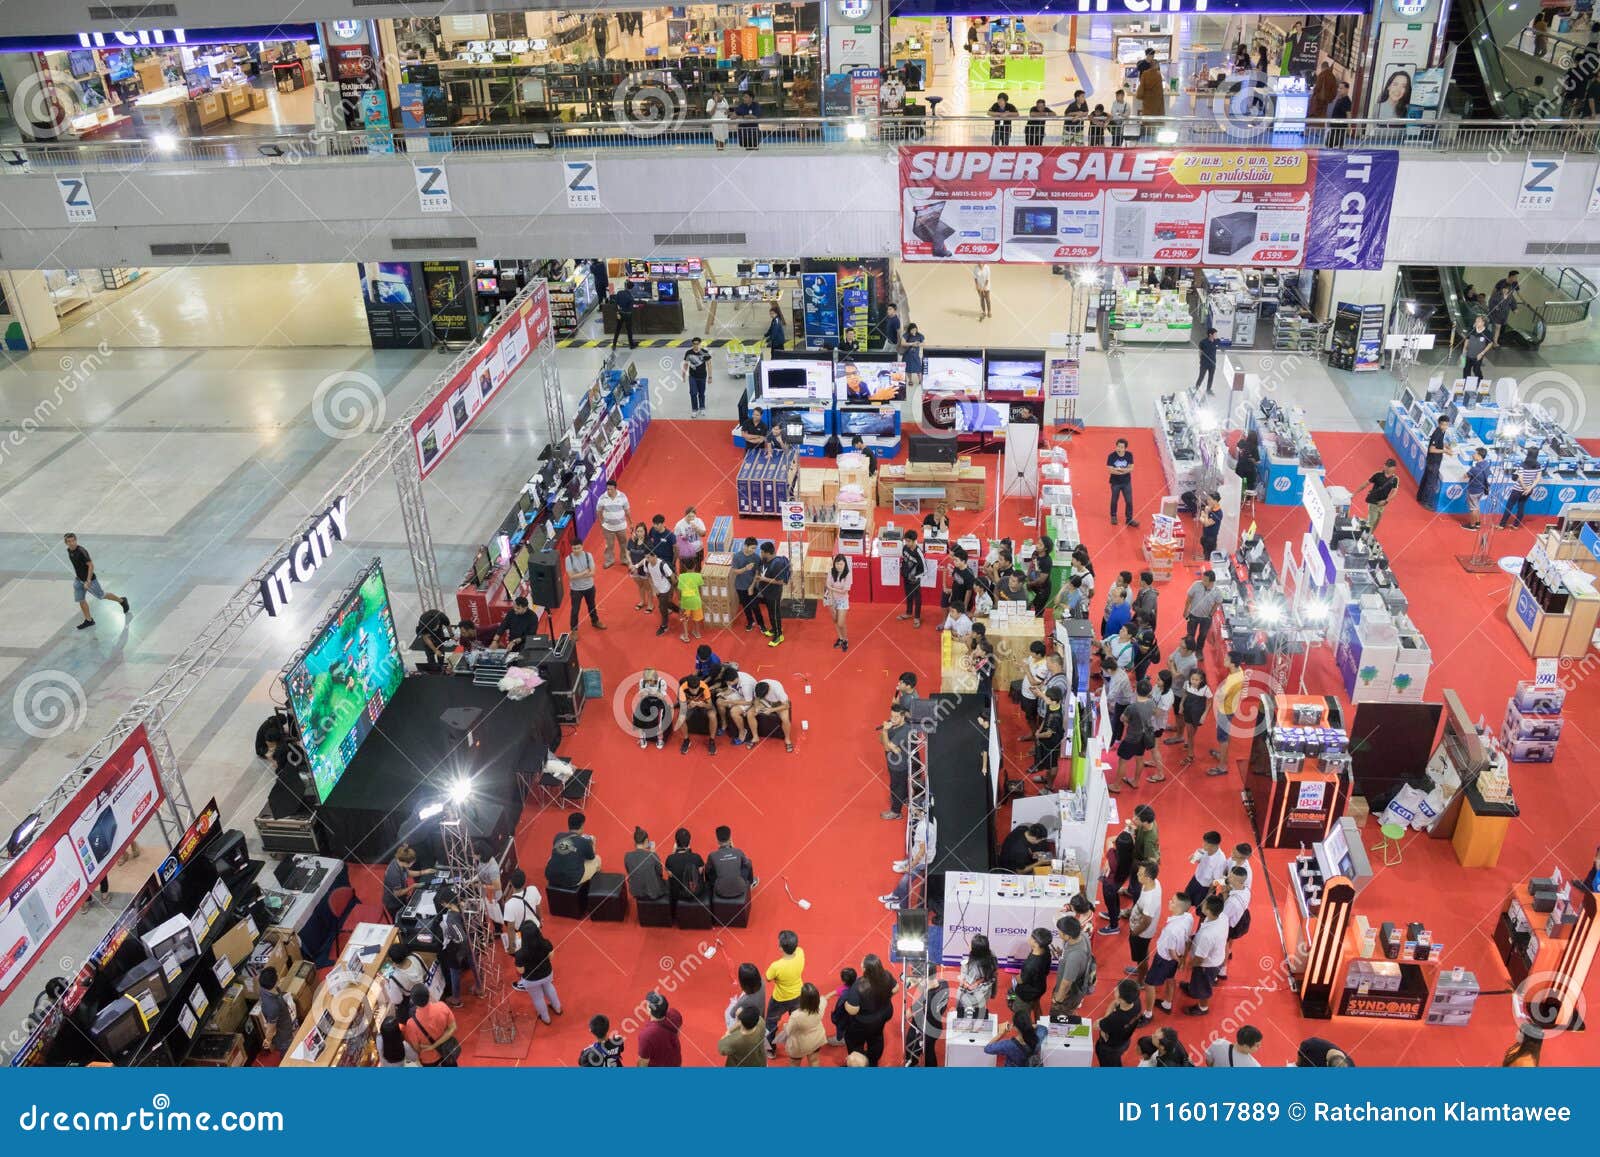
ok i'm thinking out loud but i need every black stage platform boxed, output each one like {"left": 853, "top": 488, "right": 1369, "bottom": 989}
{"left": 311, "top": 675, "right": 558, "bottom": 863}
{"left": 923, "top": 692, "right": 996, "bottom": 877}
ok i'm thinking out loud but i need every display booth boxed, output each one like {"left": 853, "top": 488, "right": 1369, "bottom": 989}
{"left": 1496, "top": 868, "right": 1599, "bottom": 1034}
{"left": 1246, "top": 693, "right": 1352, "bottom": 849}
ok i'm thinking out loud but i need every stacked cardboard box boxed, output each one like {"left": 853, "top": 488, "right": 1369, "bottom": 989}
{"left": 803, "top": 556, "right": 832, "bottom": 601}
{"left": 242, "top": 926, "right": 302, "bottom": 998}
{"left": 736, "top": 449, "right": 799, "bottom": 515}
{"left": 707, "top": 515, "right": 735, "bottom": 554}
{"left": 702, "top": 551, "right": 734, "bottom": 627}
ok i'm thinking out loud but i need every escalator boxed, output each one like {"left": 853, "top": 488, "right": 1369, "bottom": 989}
{"left": 1445, "top": 0, "right": 1526, "bottom": 118}
{"left": 1399, "top": 267, "right": 1457, "bottom": 343}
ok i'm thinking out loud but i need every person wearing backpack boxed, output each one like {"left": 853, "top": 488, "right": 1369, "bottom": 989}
{"left": 1050, "top": 916, "right": 1094, "bottom": 1017}
{"left": 578, "top": 1013, "right": 626, "bottom": 1067}
{"left": 984, "top": 1009, "right": 1044, "bottom": 1067}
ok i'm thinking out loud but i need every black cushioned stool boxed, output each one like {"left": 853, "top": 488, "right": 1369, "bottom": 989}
{"left": 586, "top": 872, "right": 628, "bottom": 922}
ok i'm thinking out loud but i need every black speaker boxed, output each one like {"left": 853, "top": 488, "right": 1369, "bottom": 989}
{"left": 526, "top": 550, "right": 564, "bottom": 608}
{"left": 538, "top": 634, "right": 579, "bottom": 696}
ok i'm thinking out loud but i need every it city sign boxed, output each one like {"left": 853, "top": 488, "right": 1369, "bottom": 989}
{"left": 260, "top": 497, "right": 350, "bottom": 616}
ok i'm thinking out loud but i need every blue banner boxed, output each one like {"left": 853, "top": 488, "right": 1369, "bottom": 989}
{"left": 1306, "top": 149, "right": 1401, "bottom": 271}
{"left": 802, "top": 273, "right": 838, "bottom": 342}
{"left": 0, "top": 1068, "right": 1591, "bottom": 1149}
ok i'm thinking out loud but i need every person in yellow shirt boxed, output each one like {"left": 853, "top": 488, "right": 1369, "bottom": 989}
{"left": 1210, "top": 651, "right": 1248, "bottom": 776}
{"left": 677, "top": 560, "right": 705, "bottom": 643}
{"left": 763, "top": 929, "right": 806, "bottom": 1052}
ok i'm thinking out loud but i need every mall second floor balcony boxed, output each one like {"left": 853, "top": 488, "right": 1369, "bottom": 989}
{"left": 1, "top": 114, "right": 1598, "bottom": 268}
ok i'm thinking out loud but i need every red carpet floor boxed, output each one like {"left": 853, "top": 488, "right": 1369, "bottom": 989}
{"left": 348, "top": 420, "right": 1600, "bottom": 1068}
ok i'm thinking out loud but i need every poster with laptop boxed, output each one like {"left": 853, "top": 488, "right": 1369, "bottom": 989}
{"left": 67, "top": 733, "right": 161, "bottom": 882}
{"left": 1000, "top": 189, "right": 1103, "bottom": 263}
{"left": 1103, "top": 189, "right": 1208, "bottom": 265}
{"left": 901, "top": 186, "right": 1003, "bottom": 260}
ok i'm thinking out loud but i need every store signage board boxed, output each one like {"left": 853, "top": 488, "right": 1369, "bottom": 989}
{"left": 259, "top": 497, "right": 349, "bottom": 616}
{"left": 1302, "top": 474, "right": 1335, "bottom": 541}
{"left": 411, "top": 282, "right": 552, "bottom": 480}
{"left": 781, "top": 502, "right": 806, "bottom": 533}
{"left": 1535, "top": 658, "right": 1560, "bottom": 687}
{"left": 55, "top": 175, "right": 95, "bottom": 223}
{"left": 898, "top": 146, "right": 1398, "bottom": 270}
{"left": 1580, "top": 522, "right": 1600, "bottom": 563}
{"left": 1517, "top": 157, "right": 1562, "bottom": 213}
{"left": 0, "top": 25, "right": 320, "bottom": 53}
{"left": 414, "top": 165, "right": 452, "bottom": 213}
{"left": 0, "top": 726, "right": 163, "bottom": 996}
{"left": 563, "top": 160, "right": 601, "bottom": 209}
{"left": 1046, "top": 354, "right": 1079, "bottom": 397}
{"left": 889, "top": 0, "right": 1367, "bottom": 15}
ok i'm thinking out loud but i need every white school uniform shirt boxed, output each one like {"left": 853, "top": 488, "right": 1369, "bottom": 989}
{"left": 755, "top": 678, "right": 788, "bottom": 706}
{"left": 1223, "top": 885, "right": 1252, "bottom": 930}
{"left": 1190, "top": 916, "right": 1230, "bottom": 968}
{"left": 721, "top": 671, "right": 758, "bottom": 703}
{"left": 1154, "top": 911, "right": 1194, "bottom": 962}
{"left": 1229, "top": 858, "right": 1254, "bottom": 891}
{"left": 1130, "top": 881, "right": 1162, "bottom": 940}
{"left": 1193, "top": 848, "right": 1229, "bottom": 889}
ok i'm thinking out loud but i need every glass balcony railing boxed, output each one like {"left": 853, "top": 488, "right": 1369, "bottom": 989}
{"left": 3, "top": 113, "right": 1599, "bottom": 173}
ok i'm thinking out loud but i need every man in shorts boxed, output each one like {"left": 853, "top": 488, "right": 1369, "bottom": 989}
{"left": 64, "top": 533, "right": 129, "bottom": 629}
{"left": 1123, "top": 860, "right": 1162, "bottom": 984}
{"left": 675, "top": 674, "right": 716, "bottom": 755}
{"left": 1140, "top": 892, "right": 1194, "bottom": 1021}
{"left": 738, "top": 679, "right": 794, "bottom": 753}
{"left": 713, "top": 664, "right": 758, "bottom": 738}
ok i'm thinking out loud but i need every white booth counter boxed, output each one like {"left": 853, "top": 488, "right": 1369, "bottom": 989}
{"left": 942, "top": 1012, "right": 1095, "bottom": 1067}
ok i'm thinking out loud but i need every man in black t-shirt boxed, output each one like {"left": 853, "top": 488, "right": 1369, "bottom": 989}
{"left": 1195, "top": 327, "right": 1219, "bottom": 396}
{"left": 1107, "top": 439, "right": 1139, "bottom": 527}
{"left": 496, "top": 597, "right": 539, "bottom": 650}
{"left": 63, "top": 533, "right": 129, "bottom": 630}
{"left": 999, "top": 822, "right": 1052, "bottom": 874}
{"left": 610, "top": 284, "right": 637, "bottom": 350}
{"left": 1363, "top": 459, "right": 1401, "bottom": 531}
{"left": 1095, "top": 979, "right": 1144, "bottom": 1066}
{"left": 1418, "top": 416, "right": 1449, "bottom": 505}
{"left": 753, "top": 542, "right": 791, "bottom": 645}
{"left": 682, "top": 337, "right": 711, "bottom": 414}
{"left": 545, "top": 813, "right": 600, "bottom": 889}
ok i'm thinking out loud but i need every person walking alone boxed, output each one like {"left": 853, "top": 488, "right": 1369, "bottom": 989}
{"left": 973, "top": 263, "right": 992, "bottom": 320}
{"left": 1195, "top": 327, "right": 1219, "bottom": 396}
{"left": 824, "top": 554, "right": 852, "bottom": 651}
{"left": 683, "top": 336, "right": 711, "bottom": 415}
{"left": 1462, "top": 315, "right": 1495, "bottom": 382}
{"left": 898, "top": 530, "right": 925, "bottom": 627}
{"left": 1499, "top": 447, "right": 1543, "bottom": 530}
{"left": 1107, "top": 438, "right": 1139, "bottom": 528}
{"left": 63, "top": 533, "right": 129, "bottom": 630}
{"left": 610, "top": 282, "right": 637, "bottom": 350}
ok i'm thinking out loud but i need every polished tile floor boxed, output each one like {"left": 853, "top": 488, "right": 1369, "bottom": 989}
{"left": 0, "top": 259, "right": 1597, "bottom": 1051}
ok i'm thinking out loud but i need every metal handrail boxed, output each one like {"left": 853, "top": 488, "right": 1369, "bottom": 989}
{"left": 3, "top": 113, "right": 1600, "bottom": 174}
{"left": 1511, "top": 24, "right": 1592, "bottom": 71}
{"left": 1534, "top": 265, "right": 1596, "bottom": 327}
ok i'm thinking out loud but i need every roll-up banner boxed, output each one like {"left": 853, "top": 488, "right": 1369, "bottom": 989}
{"left": 898, "top": 146, "right": 1399, "bottom": 271}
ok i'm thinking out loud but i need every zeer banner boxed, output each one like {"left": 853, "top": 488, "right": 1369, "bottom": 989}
{"left": 899, "top": 146, "right": 1399, "bottom": 271}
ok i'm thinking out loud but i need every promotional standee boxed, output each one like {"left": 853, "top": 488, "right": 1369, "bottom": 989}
{"left": 899, "top": 147, "right": 1399, "bottom": 270}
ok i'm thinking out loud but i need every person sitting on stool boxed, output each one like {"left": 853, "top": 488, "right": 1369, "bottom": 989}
{"left": 676, "top": 674, "right": 716, "bottom": 755}
{"left": 545, "top": 812, "right": 601, "bottom": 891}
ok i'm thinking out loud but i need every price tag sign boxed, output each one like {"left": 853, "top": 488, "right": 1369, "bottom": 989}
{"left": 211, "top": 880, "right": 232, "bottom": 910}
{"left": 187, "top": 987, "right": 209, "bottom": 1020}
{"left": 780, "top": 501, "right": 806, "bottom": 533}
{"left": 1535, "top": 658, "right": 1560, "bottom": 687}
{"left": 213, "top": 954, "right": 235, "bottom": 987}
{"left": 161, "top": 953, "right": 181, "bottom": 984}
{"left": 177, "top": 1006, "right": 198, "bottom": 1039}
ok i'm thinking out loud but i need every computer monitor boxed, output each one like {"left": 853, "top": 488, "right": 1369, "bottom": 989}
{"left": 835, "top": 354, "right": 908, "bottom": 403}
{"left": 513, "top": 544, "right": 530, "bottom": 579}
{"left": 909, "top": 435, "right": 958, "bottom": 465}
{"left": 839, "top": 409, "right": 897, "bottom": 438}
{"left": 501, "top": 564, "right": 523, "bottom": 602}
{"left": 955, "top": 402, "right": 1009, "bottom": 433}
{"left": 984, "top": 348, "right": 1045, "bottom": 399}
{"left": 923, "top": 349, "right": 985, "bottom": 395}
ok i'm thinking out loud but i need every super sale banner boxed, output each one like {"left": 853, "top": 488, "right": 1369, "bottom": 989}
{"left": 898, "top": 146, "right": 1397, "bottom": 271}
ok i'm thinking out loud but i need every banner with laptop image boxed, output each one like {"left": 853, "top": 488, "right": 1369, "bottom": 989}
{"left": 898, "top": 146, "right": 1398, "bottom": 271}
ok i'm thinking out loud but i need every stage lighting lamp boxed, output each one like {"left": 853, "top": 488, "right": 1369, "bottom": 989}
{"left": 447, "top": 776, "right": 473, "bottom": 806}
{"left": 7, "top": 813, "right": 42, "bottom": 856}
{"left": 894, "top": 908, "right": 929, "bottom": 962}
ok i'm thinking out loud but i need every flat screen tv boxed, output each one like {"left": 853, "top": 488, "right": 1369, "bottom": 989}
{"left": 985, "top": 348, "right": 1045, "bottom": 399}
{"left": 759, "top": 355, "right": 831, "bottom": 402}
{"left": 282, "top": 560, "right": 406, "bottom": 804}
{"left": 799, "top": 409, "right": 829, "bottom": 436}
{"left": 835, "top": 354, "right": 907, "bottom": 403}
{"left": 923, "top": 349, "right": 984, "bottom": 395}
{"left": 955, "top": 401, "right": 1009, "bottom": 433}
{"left": 839, "top": 409, "right": 898, "bottom": 438}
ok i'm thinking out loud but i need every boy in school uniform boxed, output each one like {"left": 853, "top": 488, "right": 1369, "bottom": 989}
{"left": 1123, "top": 861, "right": 1163, "bottom": 986}
{"left": 1183, "top": 896, "right": 1230, "bottom": 1016}
{"left": 1140, "top": 893, "right": 1194, "bottom": 1021}
{"left": 1218, "top": 866, "right": 1252, "bottom": 980}
{"left": 1184, "top": 831, "right": 1229, "bottom": 908}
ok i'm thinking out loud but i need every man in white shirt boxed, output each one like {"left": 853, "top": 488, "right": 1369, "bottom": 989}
{"left": 384, "top": 943, "right": 429, "bottom": 1006}
{"left": 645, "top": 553, "right": 676, "bottom": 637}
{"left": 596, "top": 479, "right": 630, "bottom": 568}
{"left": 1183, "top": 831, "right": 1229, "bottom": 907}
{"left": 1183, "top": 895, "right": 1229, "bottom": 1015}
{"left": 1124, "top": 861, "right": 1162, "bottom": 985}
{"left": 1218, "top": 865, "right": 1252, "bottom": 980}
{"left": 1204, "top": 1025, "right": 1263, "bottom": 1067}
{"left": 1227, "top": 843, "right": 1254, "bottom": 892}
{"left": 1140, "top": 892, "right": 1193, "bottom": 1020}
{"left": 941, "top": 607, "right": 973, "bottom": 637}
{"left": 714, "top": 666, "right": 758, "bottom": 737}
{"left": 500, "top": 869, "right": 542, "bottom": 951}
{"left": 741, "top": 679, "right": 794, "bottom": 752}
{"left": 1020, "top": 640, "right": 1048, "bottom": 718}
{"left": 973, "top": 263, "right": 992, "bottom": 320}
{"left": 674, "top": 507, "right": 707, "bottom": 568}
